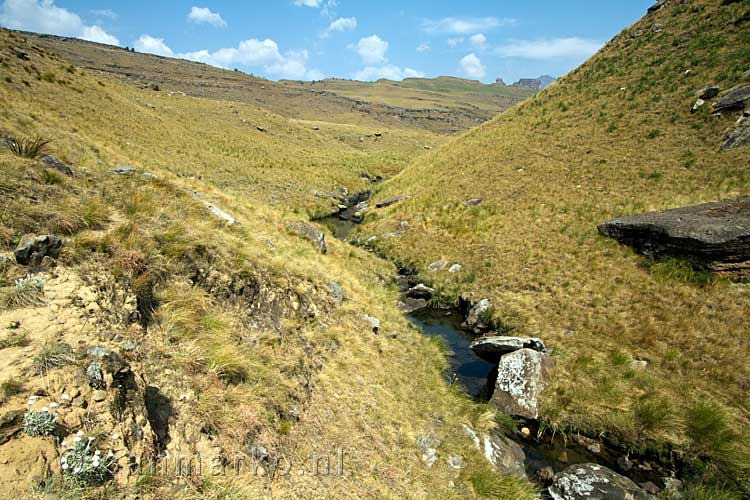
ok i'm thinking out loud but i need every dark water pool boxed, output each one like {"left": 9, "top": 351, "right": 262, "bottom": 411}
{"left": 407, "top": 307, "right": 495, "bottom": 399}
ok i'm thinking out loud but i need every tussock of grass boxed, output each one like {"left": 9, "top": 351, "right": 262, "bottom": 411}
{"left": 0, "top": 328, "right": 29, "bottom": 349}
{"left": 32, "top": 341, "right": 74, "bottom": 375}
{"left": 2, "top": 134, "right": 51, "bottom": 159}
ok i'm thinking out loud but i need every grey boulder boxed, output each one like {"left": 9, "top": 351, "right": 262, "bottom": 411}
{"left": 40, "top": 155, "right": 73, "bottom": 177}
{"left": 14, "top": 234, "right": 62, "bottom": 266}
{"left": 463, "top": 299, "right": 492, "bottom": 333}
{"left": 491, "top": 348, "right": 549, "bottom": 419}
{"left": 470, "top": 336, "right": 546, "bottom": 363}
{"left": 712, "top": 85, "right": 750, "bottom": 114}
{"left": 597, "top": 197, "right": 750, "bottom": 271}
{"left": 697, "top": 86, "right": 720, "bottom": 100}
{"left": 549, "top": 464, "right": 656, "bottom": 500}
{"left": 286, "top": 221, "right": 327, "bottom": 254}
{"left": 375, "top": 195, "right": 410, "bottom": 208}
{"left": 721, "top": 110, "right": 750, "bottom": 150}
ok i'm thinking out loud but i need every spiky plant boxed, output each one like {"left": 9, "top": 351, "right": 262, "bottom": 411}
{"left": 3, "top": 135, "right": 52, "bottom": 159}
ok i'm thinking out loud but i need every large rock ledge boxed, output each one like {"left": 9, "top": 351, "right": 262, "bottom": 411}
{"left": 598, "top": 197, "right": 750, "bottom": 271}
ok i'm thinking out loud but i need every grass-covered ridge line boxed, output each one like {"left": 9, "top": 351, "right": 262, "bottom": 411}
{"left": 362, "top": 0, "right": 750, "bottom": 495}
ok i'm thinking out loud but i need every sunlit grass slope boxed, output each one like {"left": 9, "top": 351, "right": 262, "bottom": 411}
{"left": 0, "top": 28, "right": 537, "bottom": 500}
{"left": 364, "top": 0, "right": 750, "bottom": 493}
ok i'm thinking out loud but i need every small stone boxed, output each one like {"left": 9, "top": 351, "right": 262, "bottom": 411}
{"left": 463, "top": 198, "right": 483, "bottom": 207}
{"left": 557, "top": 451, "right": 569, "bottom": 463}
{"left": 537, "top": 466, "right": 555, "bottom": 482}
{"left": 448, "top": 264, "right": 463, "bottom": 273}
{"left": 618, "top": 455, "right": 633, "bottom": 472}
{"left": 697, "top": 86, "right": 720, "bottom": 100}
{"left": 640, "top": 481, "right": 660, "bottom": 495}
{"left": 92, "top": 390, "right": 107, "bottom": 402}
{"left": 40, "top": 155, "right": 73, "bottom": 177}
{"left": 363, "top": 315, "right": 380, "bottom": 333}
{"left": 428, "top": 260, "right": 449, "bottom": 272}
{"left": 690, "top": 98, "right": 705, "bottom": 114}
{"left": 631, "top": 359, "right": 649, "bottom": 370}
{"left": 111, "top": 166, "right": 136, "bottom": 175}
{"left": 447, "top": 455, "right": 464, "bottom": 470}
{"left": 520, "top": 427, "right": 531, "bottom": 439}
{"left": 326, "top": 282, "right": 344, "bottom": 306}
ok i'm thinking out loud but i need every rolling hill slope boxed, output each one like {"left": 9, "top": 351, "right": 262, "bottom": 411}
{"left": 363, "top": 0, "right": 750, "bottom": 494}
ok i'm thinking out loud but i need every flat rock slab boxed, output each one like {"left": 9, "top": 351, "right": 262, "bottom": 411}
{"left": 722, "top": 111, "right": 750, "bottom": 150}
{"left": 712, "top": 85, "right": 750, "bottom": 114}
{"left": 549, "top": 464, "right": 656, "bottom": 500}
{"left": 375, "top": 195, "right": 411, "bottom": 208}
{"left": 490, "top": 348, "right": 549, "bottom": 419}
{"left": 598, "top": 197, "right": 750, "bottom": 268}
{"left": 470, "top": 336, "right": 546, "bottom": 363}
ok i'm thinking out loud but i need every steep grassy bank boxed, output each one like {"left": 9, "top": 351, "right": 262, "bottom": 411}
{"left": 362, "top": 0, "right": 750, "bottom": 495}
{"left": 0, "top": 29, "right": 536, "bottom": 499}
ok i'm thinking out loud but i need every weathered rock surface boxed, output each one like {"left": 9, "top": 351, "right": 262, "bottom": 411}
{"left": 464, "top": 198, "right": 483, "bottom": 207}
{"left": 406, "top": 283, "right": 435, "bottom": 300}
{"left": 470, "top": 336, "right": 546, "bottom": 363}
{"left": 375, "top": 195, "right": 410, "bottom": 208}
{"left": 549, "top": 463, "right": 657, "bottom": 500}
{"left": 597, "top": 197, "right": 750, "bottom": 272}
{"left": 14, "top": 234, "right": 62, "bottom": 266}
{"left": 398, "top": 297, "right": 428, "bottom": 313}
{"left": 697, "top": 86, "right": 720, "bottom": 100}
{"left": 722, "top": 110, "right": 750, "bottom": 150}
{"left": 463, "top": 299, "right": 492, "bottom": 333}
{"left": 490, "top": 348, "right": 549, "bottom": 419}
{"left": 0, "top": 410, "right": 24, "bottom": 445}
{"left": 712, "top": 85, "right": 750, "bottom": 114}
{"left": 462, "top": 425, "right": 526, "bottom": 477}
{"left": 428, "top": 260, "right": 449, "bottom": 272}
{"left": 40, "top": 155, "right": 73, "bottom": 177}
{"left": 286, "top": 221, "right": 327, "bottom": 254}
{"left": 111, "top": 166, "right": 136, "bottom": 175}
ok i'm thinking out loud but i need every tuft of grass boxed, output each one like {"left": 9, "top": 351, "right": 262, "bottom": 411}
{"left": 2, "top": 274, "right": 46, "bottom": 308}
{"left": 0, "top": 329, "right": 29, "bottom": 350}
{"left": 2, "top": 135, "right": 52, "bottom": 159}
{"left": 1, "top": 379, "right": 24, "bottom": 402}
{"left": 648, "top": 258, "right": 714, "bottom": 286}
{"left": 32, "top": 342, "right": 75, "bottom": 375}
{"left": 462, "top": 464, "right": 539, "bottom": 498}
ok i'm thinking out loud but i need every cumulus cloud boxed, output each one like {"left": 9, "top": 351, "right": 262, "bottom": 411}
{"left": 459, "top": 53, "right": 485, "bottom": 79}
{"left": 354, "top": 65, "right": 424, "bottom": 82}
{"left": 0, "top": 0, "right": 119, "bottom": 45}
{"left": 134, "top": 34, "right": 174, "bottom": 57}
{"left": 495, "top": 37, "right": 603, "bottom": 59}
{"left": 470, "top": 33, "right": 487, "bottom": 50}
{"left": 133, "top": 35, "right": 321, "bottom": 80}
{"left": 416, "top": 42, "right": 430, "bottom": 53}
{"left": 294, "top": 0, "right": 322, "bottom": 7}
{"left": 91, "top": 9, "right": 116, "bottom": 20}
{"left": 188, "top": 6, "right": 227, "bottom": 28}
{"left": 322, "top": 17, "right": 356, "bottom": 37}
{"left": 421, "top": 16, "right": 515, "bottom": 35}
{"left": 355, "top": 35, "right": 388, "bottom": 65}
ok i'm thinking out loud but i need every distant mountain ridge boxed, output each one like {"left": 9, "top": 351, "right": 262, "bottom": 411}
{"left": 496, "top": 75, "right": 557, "bottom": 91}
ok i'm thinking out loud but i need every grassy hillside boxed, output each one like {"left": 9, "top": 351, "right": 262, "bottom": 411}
{"left": 363, "top": 0, "right": 750, "bottom": 494}
{"left": 281, "top": 76, "right": 533, "bottom": 117}
{"left": 18, "top": 31, "right": 519, "bottom": 135}
{"left": 0, "top": 28, "right": 537, "bottom": 500}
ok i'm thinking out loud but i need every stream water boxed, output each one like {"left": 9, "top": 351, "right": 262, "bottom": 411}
{"left": 320, "top": 208, "right": 679, "bottom": 492}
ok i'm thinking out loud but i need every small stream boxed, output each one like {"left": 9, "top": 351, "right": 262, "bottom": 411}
{"left": 319, "top": 200, "right": 680, "bottom": 493}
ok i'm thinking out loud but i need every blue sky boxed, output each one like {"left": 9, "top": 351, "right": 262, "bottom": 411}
{"left": 0, "top": 0, "right": 654, "bottom": 83}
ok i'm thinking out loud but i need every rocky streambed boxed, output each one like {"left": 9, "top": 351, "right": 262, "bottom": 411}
{"left": 319, "top": 195, "right": 687, "bottom": 499}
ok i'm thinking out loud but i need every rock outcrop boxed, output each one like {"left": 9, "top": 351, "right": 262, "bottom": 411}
{"left": 286, "top": 221, "right": 327, "bottom": 254}
{"left": 375, "top": 195, "right": 411, "bottom": 208}
{"left": 470, "top": 336, "right": 546, "bottom": 363}
{"left": 549, "top": 464, "right": 656, "bottom": 500}
{"left": 462, "top": 299, "right": 492, "bottom": 333}
{"left": 14, "top": 234, "right": 62, "bottom": 266}
{"left": 490, "top": 348, "right": 549, "bottom": 419}
{"left": 722, "top": 109, "right": 750, "bottom": 150}
{"left": 40, "top": 155, "right": 73, "bottom": 177}
{"left": 712, "top": 85, "right": 750, "bottom": 114}
{"left": 462, "top": 425, "right": 526, "bottom": 477}
{"left": 597, "top": 197, "right": 750, "bottom": 273}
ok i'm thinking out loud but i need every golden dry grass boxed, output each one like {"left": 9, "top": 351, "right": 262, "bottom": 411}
{"left": 364, "top": 0, "right": 750, "bottom": 492}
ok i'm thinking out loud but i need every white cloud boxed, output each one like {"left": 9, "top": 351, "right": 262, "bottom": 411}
{"left": 136, "top": 36, "right": 322, "bottom": 80}
{"left": 416, "top": 42, "right": 430, "bottom": 53}
{"left": 421, "top": 16, "right": 515, "bottom": 35}
{"left": 81, "top": 25, "right": 119, "bottom": 45}
{"left": 294, "top": 0, "right": 322, "bottom": 6}
{"left": 322, "top": 16, "right": 356, "bottom": 37}
{"left": 134, "top": 34, "right": 174, "bottom": 57}
{"left": 91, "top": 9, "right": 116, "bottom": 20}
{"left": 354, "top": 65, "right": 424, "bottom": 82}
{"left": 459, "top": 53, "right": 485, "bottom": 79}
{"left": 0, "top": 0, "right": 119, "bottom": 45}
{"left": 355, "top": 35, "right": 388, "bottom": 65}
{"left": 188, "top": 6, "right": 227, "bottom": 28}
{"left": 495, "top": 37, "right": 603, "bottom": 59}
{"left": 447, "top": 37, "right": 464, "bottom": 48}
{"left": 470, "top": 33, "right": 487, "bottom": 50}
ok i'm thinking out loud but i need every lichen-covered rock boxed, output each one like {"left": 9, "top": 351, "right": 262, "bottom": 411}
{"left": 470, "top": 336, "right": 546, "bottom": 363}
{"left": 463, "top": 299, "right": 492, "bottom": 333}
{"left": 428, "top": 260, "right": 449, "bottom": 271}
{"left": 286, "top": 221, "right": 327, "bottom": 254}
{"left": 14, "top": 234, "right": 62, "bottom": 266}
{"left": 598, "top": 197, "right": 750, "bottom": 273}
{"left": 490, "top": 348, "right": 549, "bottom": 419}
{"left": 549, "top": 463, "right": 657, "bottom": 499}
{"left": 462, "top": 425, "right": 526, "bottom": 477}
{"left": 406, "top": 283, "right": 434, "bottom": 300}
